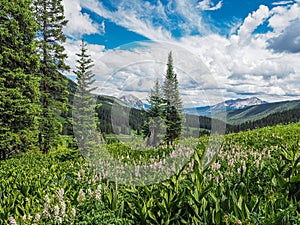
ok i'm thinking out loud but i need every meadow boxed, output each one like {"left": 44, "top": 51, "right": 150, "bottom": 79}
{"left": 1, "top": 122, "right": 299, "bottom": 224}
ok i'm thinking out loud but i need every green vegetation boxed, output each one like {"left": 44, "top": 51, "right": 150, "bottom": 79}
{"left": 33, "top": 0, "right": 70, "bottom": 153}
{"left": 214, "top": 100, "right": 300, "bottom": 125}
{"left": 1, "top": 1, "right": 299, "bottom": 224}
{"left": 0, "top": 0, "right": 41, "bottom": 159}
{"left": 72, "top": 40, "right": 100, "bottom": 152}
{"left": 0, "top": 123, "right": 299, "bottom": 224}
{"left": 142, "top": 52, "right": 184, "bottom": 146}
{"left": 162, "top": 52, "right": 184, "bottom": 145}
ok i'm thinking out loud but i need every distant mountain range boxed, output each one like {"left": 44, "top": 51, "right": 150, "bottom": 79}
{"left": 66, "top": 78, "right": 299, "bottom": 135}
{"left": 185, "top": 97, "right": 267, "bottom": 116}
{"left": 213, "top": 99, "right": 300, "bottom": 124}
{"left": 118, "top": 94, "right": 299, "bottom": 125}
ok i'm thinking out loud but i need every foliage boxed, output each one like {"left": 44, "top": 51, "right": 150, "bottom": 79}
{"left": 143, "top": 79, "right": 166, "bottom": 147}
{"left": 72, "top": 40, "right": 100, "bottom": 153}
{"left": 0, "top": 0, "right": 41, "bottom": 159}
{"left": 32, "top": 0, "right": 70, "bottom": 153}
{"left": 162, "top": 52, "right": 184, "bottom": 145}
{"left": 1, "top": 123, "right": 299, "bottom": 224}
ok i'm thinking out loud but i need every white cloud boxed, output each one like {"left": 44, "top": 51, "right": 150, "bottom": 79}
{"left": 272, "top": 1, "right": 294, "bottom": 6}
{"left": 81, "top": 0, "right": 172, "bottom": 41}
{"left": 197, "top": 0, "right": 223, "bottom": 11}
{"left": 62, "top": 1, "right": 300, "bottom": 104}
{"left": 268, "top": 3, "right": 300, "bottom": 34}
{"left": 62, "top": 0, "right": 100, "bottom": 38}
{"left": 237, "top": 5, "right": 270, "bottom": 45}
{"left": 64, "top": 39, "right": 105, "bottom": 81}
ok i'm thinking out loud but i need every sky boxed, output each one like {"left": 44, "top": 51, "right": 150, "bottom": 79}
{"left": 62, "top": 0, "right": 300, "bottom": 107}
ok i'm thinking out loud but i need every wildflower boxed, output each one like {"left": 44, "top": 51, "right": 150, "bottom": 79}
{"left": 224, "top": 215, "right": 228, "bottom": 221}
{"left": 106, "top": 180, "right": 110, "bottom": 190}
{"left": 236, "top": 219, "right": 242, "bottom": 224}
{"left": 9, "top": 217, "right": 17, "bottom": 225}
{"left": 215, "top": 176, "right": 219, "bottom": 184}
{"left": 43, "top": 195, "right": 50, "bottom": 218}
{"left": 88, "top": 188, "right": 93, "bottom": 197}
{"left": 77, "top": 189, "right": 85, "bottom": 202}
{"left": 57, "top": 217, "right": 63, "bottom": 224}
{"left": 54, "top": 205, "right": 60, "bottom": 216}
{"left": 115, "top": 180, "right": 119, "bottom": 194}
{"left": 60, "top": 201, "right": 66, "bottom": 217}
{"left": 22, "top": 215, "right": 26, "bottom": 221}
{"left": 255, "top": 160, "right": 260, "bottom": 168}
{"left": 71, "top": 208, "right": 76, "bottom": 218}
{"left": 35, "top": 213, "right": 41, "bottom": 222}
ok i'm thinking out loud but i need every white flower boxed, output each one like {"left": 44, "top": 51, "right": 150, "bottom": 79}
{"left": 54, "top": 205, "right": 60, "bottom": 216}
{"left": 9, "top": 217, "right": 17, "bottom": 225}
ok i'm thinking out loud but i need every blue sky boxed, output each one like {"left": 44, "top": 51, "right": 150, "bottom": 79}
{"left": 62, "top": 0, "right": 300, "bottom": 106}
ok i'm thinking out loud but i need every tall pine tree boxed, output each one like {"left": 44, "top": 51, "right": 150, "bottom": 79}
{"left": 0, "top": 0, "right": 41, "bottom": 159}
{"left": 73, "top": 40, "right": 99, "bottom": 153}
{"left": 33, "top": 0, "right": 69, "bottom": 153}
{"left": 143, "top": 79, "right": 165, "bottom": 147}
{"left": 162, "top": 52, "right": 183, "bottom": 145}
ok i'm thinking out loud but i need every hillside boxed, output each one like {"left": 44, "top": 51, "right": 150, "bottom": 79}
{"left": 213, "top": 99, "right": 300, "bottom": 125}
{"left": 1, "top": 122, "right": 299, "bottom": 224}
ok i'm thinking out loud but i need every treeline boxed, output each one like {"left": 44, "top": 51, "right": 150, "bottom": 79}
{"left": 1, "top": 0, "right": 75, "bottom": 159}
{"left": 226, "top": 108, "right": 300, "bottom": 133}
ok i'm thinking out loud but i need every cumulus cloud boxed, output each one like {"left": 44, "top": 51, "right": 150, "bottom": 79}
{"left": 268, "top": 20, "right": 300, "bottom": 53}
{"left": 237, "top": 5, "right": 270, "bottom": 45}
{"left": 62, "top": 1, "right": 300, "bottom": 104}
{"left": 62, "top": 0, "right": 100, "bottom": 38}
{"left": 197, "top": 0, "right": 223, "bottom": 11}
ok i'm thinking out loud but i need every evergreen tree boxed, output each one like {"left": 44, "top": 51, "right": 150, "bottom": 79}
{"left": 0, "top": 0, "right": 41, "bottom": 159}
{"left": 72, "top": 40, "right": 99, "bottom": 153}
{"left": 162, "top": 52, "right": 184, "bottom": 145}
{"left": 33, "top": 0, "right": 69, "bottom": 153}
{"left": 143, "top": 79, "right": 166, "bottom": 147}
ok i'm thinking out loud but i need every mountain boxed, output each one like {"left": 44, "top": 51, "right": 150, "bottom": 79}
{"left": 214, "top": 97, "right": 267, "bottom": 111}
{"left": 213, "top": 99, "right": 300, "bottom": 125}
{"left": 120, "top": 94, "right": 144, "bottom": 109}
{"left": 184, "top": 97, "right": 267, "bottom": 116}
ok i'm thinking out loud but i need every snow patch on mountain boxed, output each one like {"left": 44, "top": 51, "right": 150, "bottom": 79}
{"left": 119, "top": 94, "right": 144, "bottom": 109}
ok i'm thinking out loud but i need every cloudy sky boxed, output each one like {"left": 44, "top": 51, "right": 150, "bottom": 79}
{"left": 62, "top": 0, "right": 300, "bottom": 107}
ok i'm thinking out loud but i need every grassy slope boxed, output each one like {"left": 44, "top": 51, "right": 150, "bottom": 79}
{"left": 213, "top": 99, "right": 300, "bottom": 124}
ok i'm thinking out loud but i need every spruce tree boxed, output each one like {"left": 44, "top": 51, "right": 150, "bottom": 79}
{"left": 33, "top": 0, "right": 69, "bottom": 153}
{"left": 0, "top": 0, "right": 41, "bottom": 159}
{"left": 162, "top": 52, "right": 183, "bottom": 145}
{"left": 143, "top": 79, "right": 165, "bottom": 147}
{"left": 72, "top": 40, "right": 99, "bottom": 153}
